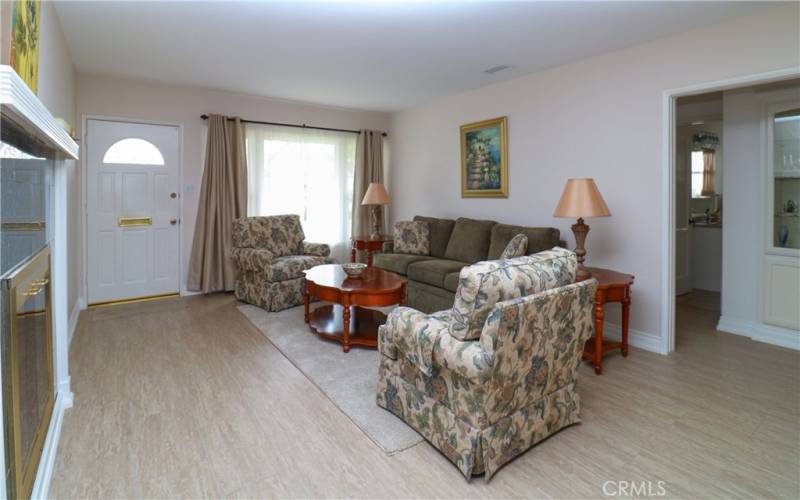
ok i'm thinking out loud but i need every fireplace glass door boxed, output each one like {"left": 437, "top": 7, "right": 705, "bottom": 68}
{"left": 1, "top": 113, "right": 57, "bottom": 499}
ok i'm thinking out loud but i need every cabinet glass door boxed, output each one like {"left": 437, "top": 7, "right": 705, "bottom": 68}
{"left": 773, "top": 108, "right": 800, "bottom": 249}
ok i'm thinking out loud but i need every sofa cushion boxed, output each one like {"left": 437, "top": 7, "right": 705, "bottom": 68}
{"left": 393, "top": 221, "right": 430, "bottom": 255}
{"left": 449, "top": 247, "right": 577, "bottom": 340}
{"left": 413, "top": 216, "right": 455, "bottom": 258}
{"left": 487, "top": 224, "right": 561, "bottom": 260}
{"left": 407, "top": 259, "right": 469, "bottom": 288}
{"left": 499, "top": 234, "right": 528, "bottom": 259}
{"left": 373, "top": 253, "right": 434, "bottom": 276}
{"left": 232, "top": 214, "right": 305, "bottom": 257}
{"left": 444, "top": 217, "right": 497, "bottom": 263}
{"left": 443, "top": 271, "right": 461, "bottom": 293}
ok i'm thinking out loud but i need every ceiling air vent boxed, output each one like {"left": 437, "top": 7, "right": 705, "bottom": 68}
{"left": 483, "top": 65, "right": 513, "bottom": 75}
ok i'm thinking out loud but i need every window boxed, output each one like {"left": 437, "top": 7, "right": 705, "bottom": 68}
{"left": 103, "top": 138, "right": 165, "bottom": 165}
{"left": 690, "top": 150, "right": 705, "bottom": 198}
{"left": 245, "top": 125, "right": 356, "bottom": 262}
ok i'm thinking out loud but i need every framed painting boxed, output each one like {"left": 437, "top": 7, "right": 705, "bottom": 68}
{"left": 460, "top": 116, "right": 508, "bottom": 198}
{"left": 9, "top": 0, "right": 41, "bottom": 94}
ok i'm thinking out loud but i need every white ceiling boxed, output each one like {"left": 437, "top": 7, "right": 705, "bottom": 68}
{"left": 54, "top": 1, "right": 777, "bottom": 112}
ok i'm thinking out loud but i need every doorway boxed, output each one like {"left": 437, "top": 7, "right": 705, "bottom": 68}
{"left": 667, "top": 74, "right": 800, "bottom": 352}
{"left": 85, "top": 119, "right": 181, "bottom": 305}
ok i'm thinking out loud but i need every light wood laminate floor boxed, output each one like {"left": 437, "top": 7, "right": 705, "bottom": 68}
{"left": 50, "top": 293, "right": 799, "bottom": 499}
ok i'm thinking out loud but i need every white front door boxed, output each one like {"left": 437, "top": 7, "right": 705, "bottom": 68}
{"left": 86, "top": 119, "right": 180, "bottom": 304}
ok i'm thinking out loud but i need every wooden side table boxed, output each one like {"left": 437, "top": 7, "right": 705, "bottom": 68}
{"left": 581, "top": 267, "right": 634, "bottom": 375}
{"left": 350, "top": 235, "right": 392, "bottom": 267}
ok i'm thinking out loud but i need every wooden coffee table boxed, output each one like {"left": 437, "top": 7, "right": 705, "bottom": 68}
{"left": 303, "top": 264, "right": 407, "bottom": 352}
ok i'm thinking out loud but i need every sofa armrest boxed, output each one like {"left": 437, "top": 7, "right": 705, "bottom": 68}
{"left": 303, "top": 241, "right": 330, "bottom": 257}
{"left": 232, "top": 247, "right": 274, "bottom": 272}
{"left": 378, "top": 306, "right": 450, "bottom": 376}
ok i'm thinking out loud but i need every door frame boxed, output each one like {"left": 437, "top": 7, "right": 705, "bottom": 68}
{"left": 661, "top": 66, "right": 800, "bottom": 354}
{"left": 80, "top": 115, "right": 185, "bottom": 306}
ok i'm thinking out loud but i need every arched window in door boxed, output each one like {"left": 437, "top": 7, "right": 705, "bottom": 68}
{"left": 102, "top": 138, "right": 165, "bottom": 165}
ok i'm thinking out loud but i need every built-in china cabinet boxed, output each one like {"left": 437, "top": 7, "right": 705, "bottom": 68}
{"left": 763, "top": 90, "right": 800, "bottom": 332}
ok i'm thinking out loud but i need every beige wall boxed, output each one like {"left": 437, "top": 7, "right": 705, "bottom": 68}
{"left": 38, "top": 1, "right": 81, "bottom": 317}
{"left": 76, "top": 75, "right": 391, "bottom": 296}
{"left": 388, "top": 5, "right": 800, "bottom": 347}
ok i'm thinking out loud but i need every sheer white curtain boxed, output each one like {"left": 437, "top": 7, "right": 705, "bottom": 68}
{"left": 245, "top": 124, "right": 356, "bottom": 262}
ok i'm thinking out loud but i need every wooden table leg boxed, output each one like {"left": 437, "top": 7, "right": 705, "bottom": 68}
{"left": 621, "top": 295, "right": 630, "bottom": 357}
{"left": 303, "top": 286, "right": 310, "bottom": 324}
{"left": 342, "top": 303, "right": 351, "bottom": 353}
{"left": 593, "top": 298, "right": 604, "bottom": 375}
{"left": 401, "top": 283, "right": 408, "bottom": 306}
{"left": 367, "top": 250, "right": 373, "bottom": 267}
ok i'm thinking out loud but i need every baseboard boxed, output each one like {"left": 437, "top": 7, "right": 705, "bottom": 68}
{"left": 602, "top": 322, "right": 666, "bottom": 355}
{"left": 30, "top": 389, "right": 72, "bottom": 500}
{"left": 717, "top": 315, "right": 800, "bottom": 351}
{"left": 68, "top": 298, "right": 83, "bottom": 347}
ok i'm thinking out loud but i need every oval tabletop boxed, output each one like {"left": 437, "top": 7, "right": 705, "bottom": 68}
{"left": 304, "top": 264, "right": 405, "bottom": 293}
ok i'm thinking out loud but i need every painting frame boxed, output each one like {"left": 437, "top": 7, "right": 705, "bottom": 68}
{"left": 460, "top": 116, "right": 508, "bottom": 198}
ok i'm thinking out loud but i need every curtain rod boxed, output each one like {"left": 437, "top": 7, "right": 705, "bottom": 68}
{"left": 200, "top": 114, "right": 387, "bottom": 137}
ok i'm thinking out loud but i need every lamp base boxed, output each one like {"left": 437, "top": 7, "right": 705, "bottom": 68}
{"left": 572, "top": 217, "right": 592, "bottom": 281}
{"left": 370, "top": 205, "right": 383, "bottom": 240}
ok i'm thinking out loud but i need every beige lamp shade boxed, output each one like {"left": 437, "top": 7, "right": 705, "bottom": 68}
{"left": 553, "top": 178, "right": 611, "bottom": 218}
{"left": 361, "top": 182, "right": 391, "bottom": 205}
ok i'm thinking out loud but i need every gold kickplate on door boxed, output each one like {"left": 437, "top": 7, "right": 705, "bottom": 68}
{"left": 118, "top": 217, "right": 152, "bottom": 227}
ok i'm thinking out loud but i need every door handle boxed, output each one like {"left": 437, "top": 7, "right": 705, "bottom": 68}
{"left": 170, "top": 219, "right": 178, "bottom": 225}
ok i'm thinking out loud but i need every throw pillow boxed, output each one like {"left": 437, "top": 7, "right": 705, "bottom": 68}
{"left": 393, "top": 221, "right": 430, "bottom": 255}
{"left": 499, "top": 233, "right": 528, "bottom": 259}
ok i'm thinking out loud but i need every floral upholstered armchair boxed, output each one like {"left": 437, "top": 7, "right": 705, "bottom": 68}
{"left": 376, "top": 247, "right": 597, "bottom": 480}
{"left": 232, "top": 214, "right": 332, "bottom": 311}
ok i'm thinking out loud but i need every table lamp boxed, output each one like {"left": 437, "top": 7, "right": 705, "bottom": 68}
{"left": 361, "top": 182, "right": 391, "bottom": 240}
{"left": 553, "top": 178, "right": 611, "bottom": 281}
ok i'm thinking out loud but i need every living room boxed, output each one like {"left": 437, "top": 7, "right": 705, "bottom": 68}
{"left": 0, "top": 1, "right": 798, "bottom": 499}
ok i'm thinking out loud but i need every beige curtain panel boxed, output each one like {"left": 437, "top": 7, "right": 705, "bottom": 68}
{"left": 187, "top": 114, "right": 248, "bottom": 293}
{"left": 701, "top": 149, "right": 716, "bottom": 196}
{"left": 351, "top": 130, "right": 385, "bottom": 237}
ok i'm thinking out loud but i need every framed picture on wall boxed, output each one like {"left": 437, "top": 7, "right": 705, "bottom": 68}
{"left": 9, "top": 0, "right": 41, "bottom": 94}
{"left": 460, "top": 116, "right": 508, "bottom": 198}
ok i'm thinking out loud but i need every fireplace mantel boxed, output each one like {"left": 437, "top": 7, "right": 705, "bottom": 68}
{"left": 0, "top": 65, "right": 78, "bottom": 160}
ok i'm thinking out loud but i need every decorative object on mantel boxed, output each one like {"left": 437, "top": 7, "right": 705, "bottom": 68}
{"left": 361, "top": 182, "right": 391, "bottom": 240}
{"left": 9, "top": 0, "right": 41, "bottom": 94}
{"left": 460, "top": 116, "right": 508, "bottom": 198}
{"left": 553, "top": 178, "right": 611, "bottom": 281}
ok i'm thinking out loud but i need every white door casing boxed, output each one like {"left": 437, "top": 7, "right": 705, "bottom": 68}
{"left": 86, "top": 120, "right": 180, "bottom": 304}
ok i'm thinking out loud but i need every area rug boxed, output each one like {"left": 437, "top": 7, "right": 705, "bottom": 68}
{"left": 237, "top": 303, "right": 424, "bottom": 454}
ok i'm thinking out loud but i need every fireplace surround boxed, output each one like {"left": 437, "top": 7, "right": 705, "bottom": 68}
{"left": 0, "top": 65, "right": 78, "bottom": 498}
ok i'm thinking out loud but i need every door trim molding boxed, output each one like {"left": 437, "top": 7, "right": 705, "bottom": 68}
{"left": 80, "top": 115, "right": 185, "bottom": 305}
{"left": 661, "top": 66, "right": 800, "bottom": 355}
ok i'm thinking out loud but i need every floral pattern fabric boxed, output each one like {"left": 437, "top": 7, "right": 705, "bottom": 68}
{"left": 232, "top": 215, "right": 332, "bottom": 311}
{"left": 499, "top": 233, "right": 528, "bottom": 259}
{"left": 377, "top": 277, "right": 597, "bottom": 481}
{"left": 232, "top": 214, "right": 306, "bottom": 257}
{"left": 393, "top": 221, "right": 431, "bottom": 255}
{"left": 303, "top": 241, "right": 330, "bottom": 257}
{"left": 449, "top": 247, "right": 577, "bottom": 341}
{"left": 231, "top": 247, "right": 273, "bottom": 272}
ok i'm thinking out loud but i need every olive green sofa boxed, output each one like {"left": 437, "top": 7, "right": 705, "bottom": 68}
{"left": 373, "top": 216, "right": 564, "bottom": 313}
